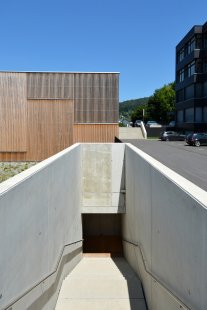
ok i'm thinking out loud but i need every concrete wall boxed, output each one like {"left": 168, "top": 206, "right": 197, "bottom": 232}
{"left": 119, "top": 127, "right": 144, "bottom": 139}
{"left": 81, "top": 144, "right": 125, "bottom": 213}
{"left": 122, "top": 143, "right": 207, "bottom": 310}
{"left": 0, "top": 144, "right": 82, "bottom": 310}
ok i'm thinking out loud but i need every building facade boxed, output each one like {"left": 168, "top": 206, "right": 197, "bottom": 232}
{"left": 175, "top": 22, "right": 207, "bottom": 132}
{"left": 0, "top": 71, "right": 119, "bottom": 161}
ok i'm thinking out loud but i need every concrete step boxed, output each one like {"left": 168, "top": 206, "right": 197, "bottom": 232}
{"left": 55, "top": 257, "right": 147, "bottom": 310}
{"left": 56, "top": 299, "right": 147, "bottom": 309}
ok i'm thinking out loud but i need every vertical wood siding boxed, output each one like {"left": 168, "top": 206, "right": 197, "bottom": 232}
{"left": 0, "top": 72, "right": 27, "bottom": 152}
{"left": 74, "top": 73, "right": 119, "bottom": 123}
{"left": 27, "top": 73, "right": 74, "bottom": 99}
{"left": 26, "top": 100, "right": 74, "bottom": 161}
{"left": 0, "top": 72, "right": 119, "bottom": 161}
{"left": 73, "top": 124, "right": 119, "bottom": 143}
{"left": 0, "top": 153, "right": 27, "bottom": 161}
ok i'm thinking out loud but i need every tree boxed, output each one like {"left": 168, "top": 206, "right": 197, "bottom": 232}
{"left": 147, "top": 83, "right": 175, "bottom": 124}
{"left": 131, "top": 104, "right": 148, "bottom": 123}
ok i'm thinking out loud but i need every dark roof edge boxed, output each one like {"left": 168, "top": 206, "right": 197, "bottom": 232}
{"left": 176, "top": 25, "right": 203, "bottom": 51}
{"left": 0, "top": 71, "right": 120, "bottom": 74}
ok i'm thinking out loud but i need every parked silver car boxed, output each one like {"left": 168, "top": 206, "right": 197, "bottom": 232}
{"left": 134, "top": 120, "right": 142, "bottom": 127}
{"left": 146, "top": 121, "right": 162, "bottom": 127}
{"left": 160, "top": 131, "right": 185, "bottom": 141}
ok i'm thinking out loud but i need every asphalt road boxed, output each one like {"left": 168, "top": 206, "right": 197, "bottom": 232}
{"left": 122, "top": 139, "right": 207, "bottom": 192}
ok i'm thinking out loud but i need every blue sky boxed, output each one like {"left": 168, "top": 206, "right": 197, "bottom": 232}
{"left": 0, "top": 0, "right": 207, "bottom": 101}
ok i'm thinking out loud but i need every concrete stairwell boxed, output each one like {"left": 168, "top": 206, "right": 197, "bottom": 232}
{"left": 55, "top": 256, "right": 147, "bottom": 310}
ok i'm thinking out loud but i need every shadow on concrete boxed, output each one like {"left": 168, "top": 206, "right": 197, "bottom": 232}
{"left": 26, "top": 247, "right": 82, "bottom": 310}
{"left": 112, "top": 257, "right": 148, "bottom": 310}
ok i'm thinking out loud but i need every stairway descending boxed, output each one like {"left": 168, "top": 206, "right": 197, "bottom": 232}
{"left": 55, "top": 256, "right": 147, "bottom": 310}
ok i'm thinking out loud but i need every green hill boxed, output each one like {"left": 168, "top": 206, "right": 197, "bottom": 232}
{"left": 119, "top": 97, "right": 149, "bottom": 120}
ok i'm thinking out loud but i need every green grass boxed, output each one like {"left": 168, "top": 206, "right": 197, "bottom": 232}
{"left": 147, "top": 137, "right": 159, "bottom": 140}
{"left": 0, "top": 162, "right": 37, "bottom": 183}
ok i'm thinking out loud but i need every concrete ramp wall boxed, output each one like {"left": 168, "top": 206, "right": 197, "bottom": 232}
{"left": 0, "top": 144, "right": 82, "bottom": 310}
{"left": 119, "top": 127, "right": 144, "bottom": 139}
{"left": 122, "top": 143, "right": 207, "bottom": 310}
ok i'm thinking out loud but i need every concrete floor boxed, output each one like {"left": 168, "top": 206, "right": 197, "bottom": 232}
{"left": 55, "top": 256, "right": 147, "bottom": 310}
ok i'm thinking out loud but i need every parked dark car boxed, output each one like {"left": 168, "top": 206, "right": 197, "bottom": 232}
{"left": 160, "top": 131, "right": 186, "bottom": 141}
{"left": 185, "top": 133, "right": 207, "bottom": 147}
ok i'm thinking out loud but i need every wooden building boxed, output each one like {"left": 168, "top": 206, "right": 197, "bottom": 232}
{"left": 0, "top": 72, "right": 119, "bottom": 161}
